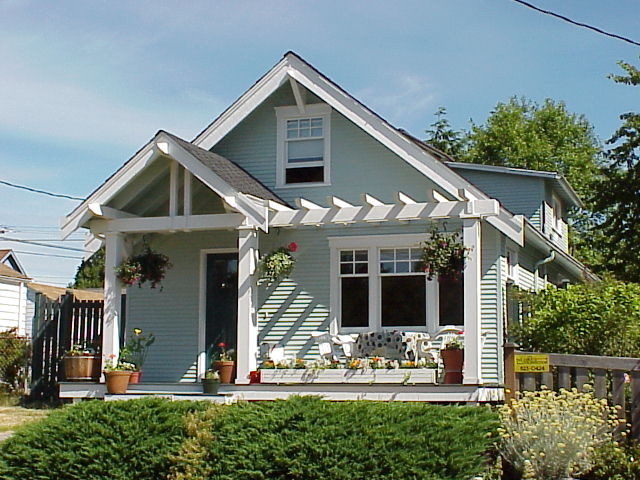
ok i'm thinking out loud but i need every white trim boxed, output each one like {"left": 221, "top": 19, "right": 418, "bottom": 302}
{"left": 236, "top": 229, "right": 258, "bottom": 384}
{"left": 198, "top": 247, "right": 239, "bottom": 379}
{"left": 90, "top": 213, "right": 246, "bottom": 235}
{"left": 169, "top": 160, "right": 179, "bottom": 218}
{"left": 289, "top": 77, "right": 306, "bottom": 114}
{"left": 275, "top": 103, "right": 331, "bottom": 188}
{"left": 462, "top": 219, "right": 482, "bottom": 385}
{"left": 506, "top": 246, "right": 519, "bottom": 283}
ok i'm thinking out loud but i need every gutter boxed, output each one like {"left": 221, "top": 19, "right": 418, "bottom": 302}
{"left": 534, "top": 251, "right": 555, "bottom": 291}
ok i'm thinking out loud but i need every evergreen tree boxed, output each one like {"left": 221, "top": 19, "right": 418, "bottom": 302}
{"left": 70, "top": 247, "right": 105, "bottom": 289}
{"left": 424, "top": 107, "right": 466, "bottom": 158}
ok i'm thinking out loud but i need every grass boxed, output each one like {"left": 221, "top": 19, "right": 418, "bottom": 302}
{"left": 0, "top": 406, "right": 50, "bottom": 434}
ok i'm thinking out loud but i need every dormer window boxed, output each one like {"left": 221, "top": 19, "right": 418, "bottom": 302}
{"left": 276, "top": 104, "right": 331, "bottom": 187}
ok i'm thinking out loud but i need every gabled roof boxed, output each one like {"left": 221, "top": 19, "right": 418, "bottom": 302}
{"left": 192, "top": 51, "right": 524, "bottom": 245}
{"left": 0, "top": 250, "right": 27, "bottom": 276}
{"left": 62, "top": 131, "right": 286, "bottom": 237}
{"left": 445, "top": 162, "right": 584, "bottom": 209}
{"left": 160, "top": 131, "right": 284, "bottom": 204}
{"left": 0, "top": 263, "right": 29, "bottom": 281}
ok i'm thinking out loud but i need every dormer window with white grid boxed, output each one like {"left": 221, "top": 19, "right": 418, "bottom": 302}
{"left": 276, "top": 104, "right": 331, "bottom": 187}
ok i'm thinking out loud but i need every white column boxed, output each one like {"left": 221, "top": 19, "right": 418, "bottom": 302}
{"left": 463, "top": 218, "right": 482, "bottom": 385}
{"left": 235, "top": 227, "right": 258, "bottom": 384}
{"left": 103, "top": 232, "right": 125, "bottom": 366}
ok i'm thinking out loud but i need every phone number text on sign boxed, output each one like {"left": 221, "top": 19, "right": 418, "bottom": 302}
{"left": 514, "top": 354, "right": 550, "bottom": 373}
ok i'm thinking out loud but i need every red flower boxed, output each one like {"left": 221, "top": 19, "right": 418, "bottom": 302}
{"left": 287, "top": 242, "right": 298, "bottom": 252}
{"left": 457, "top": 330, "right": 464, "bottom": 335}
{"left": 217, "top": 342, "right": 226, "bottom": 348}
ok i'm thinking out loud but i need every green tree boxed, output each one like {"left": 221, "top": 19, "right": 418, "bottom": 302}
{"left": 593, "top": 60, "right": 640, "bottom": 282}
{"left": 71, "top": 247, "right": 105, "bottom": 288}
{"left": 424, "top": 107, "right": 466, "bottom": 157}
{"left": 461, "top": 97, "right": 602, "bottom": 201}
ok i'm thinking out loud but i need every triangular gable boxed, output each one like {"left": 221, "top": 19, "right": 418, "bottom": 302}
{"left": 191, "top": 51, "right": 523, "bottom": 245}
{"left": 62, "top": 131, "right": 285, "bottom": 237}
{"left": 0, "top": 250, "right": 27, "bottom": 276}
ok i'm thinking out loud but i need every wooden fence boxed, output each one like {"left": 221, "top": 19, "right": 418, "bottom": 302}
{"left": 30, "top": 293, "right": 104, "bottom": 399}
{"left": 504, "top": 344, "right": 640, "bottom": 440}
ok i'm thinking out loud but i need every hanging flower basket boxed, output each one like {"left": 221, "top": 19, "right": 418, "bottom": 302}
{"left": 420, "top": 227, "right": 470, "bottom": 281}
{"left": 258, "top": 242, "right": 297, "bottom": 284}
{"left": 115, "top": 247, "right": 172, "bottom": 289}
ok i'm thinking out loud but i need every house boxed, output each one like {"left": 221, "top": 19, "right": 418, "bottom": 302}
{"left": 0, "top": 261, "right": 30, "bottom": 336}
{"left": 0, "top": 250, "right": 27, "bottom": 276}
{"left": 60, "top": 52, "right": 593, "bottom": 401}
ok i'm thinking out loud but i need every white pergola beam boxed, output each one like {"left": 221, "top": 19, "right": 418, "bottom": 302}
{"left": 361, "top": 193, "right": 385, "bottom": 207}
{"left": 183, "top": 170, "right": 192, "bottom": 216}
{"left": 395, "top": 191, "right": 416, "bottom": 204}
{"left": 270, "top": 199, "right": 499, "bottom": 227}
{"left": 295, "top": 197, "right": 322, "bottom": 210}
{"left": 327, "top": 195, "right": 354, "bottom": 208}
{"left": 266, "top": 200, "right": 293, "bottom": 212}
{"left": 426, "top": 189, "right": 449, "bottom": 203}
{"left": 91, "top": 213, "right": 246, "bottom": 235}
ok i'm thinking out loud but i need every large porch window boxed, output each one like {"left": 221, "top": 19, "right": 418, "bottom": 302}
{"left": 331, "top": 234, "right": 464, "bottom": 334}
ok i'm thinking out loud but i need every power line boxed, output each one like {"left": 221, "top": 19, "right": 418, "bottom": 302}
{"left": 511, "top": 0, "right": 640, "bottom": 48}
{"left": 0, "top": 237, "right": 85, "bottom": 252}
{"left": 0, "top": 179, "right": 84, "bottom": 201}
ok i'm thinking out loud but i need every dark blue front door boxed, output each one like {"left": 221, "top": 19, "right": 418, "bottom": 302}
{"left": 205, "top": 253, "right": 238, "bottom": 361}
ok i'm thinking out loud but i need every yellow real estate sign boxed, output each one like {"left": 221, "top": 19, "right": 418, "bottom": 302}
{"left": 514, "top": 354, "right": 550, "bottom": 373}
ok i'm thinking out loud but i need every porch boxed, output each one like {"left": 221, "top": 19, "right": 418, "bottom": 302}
{"left": 59, "top": 381, "right": 504, "bottom": 403}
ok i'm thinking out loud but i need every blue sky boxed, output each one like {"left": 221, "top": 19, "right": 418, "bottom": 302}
{"left": 1, "top": 0, "right": 639, "bottom": 285}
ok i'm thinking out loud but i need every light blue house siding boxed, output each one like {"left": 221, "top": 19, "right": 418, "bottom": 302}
{"left": 125, "top": 231, "right": 237, "bottom": 383}
{"left": 451, "top": 169, "right": 544, "bottom": 229}
{"left": 212, "top": 83, "right": 449, "bottom": 207}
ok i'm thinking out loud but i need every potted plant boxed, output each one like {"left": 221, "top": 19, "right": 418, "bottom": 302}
{"left": 202, "top": 369, "right": 220, "bottom": 394}
{"left": 119, "top": 328, "right": 155, "bottom": 384}
{"left": 420, "top": 227, "right": 470, "bottom": 281}
{"left": 115, "top": 246, "right": 172, "bottom": 289}
{"left": 258, "top": 242, "right": 297, "bottom": 284}
{"left": 211, "top": 342, "right": 235, "bottom": 384}
{"left": 63, "top": 344, "right": 101, "bottom": 381}
{"left": 103, "top": 354, "right": 135, "bottom": 394}
{"left": 440, "top": 336, "right": 464, "bottom": 384}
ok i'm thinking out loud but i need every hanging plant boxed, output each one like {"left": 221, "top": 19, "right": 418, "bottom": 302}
{"left": 258, "top": 242, "right": 297, "bottom": 284}
{"left": 115, "top": 247, "right": 172, "bottom": 289}
{"left": 420, "top": 227, "right": 470, "bottom": 281}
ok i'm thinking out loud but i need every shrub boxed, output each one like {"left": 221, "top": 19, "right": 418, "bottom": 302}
{"left": 0, "top": 398, "right": 207, "bottom": 480}
{"left": 0, "top": 329, "right": 30, "bottom": 394}
{"left": 580, "top": 440, "right": 640, "bottom": 480}
{"left": 514, "top": 279, "right": 640, "bottom": 357}
{"left": 498, "top": 388, "right": 624, "bottom": 480}
{"left": 168, "top": 396, "right": 499, "bottom": 480}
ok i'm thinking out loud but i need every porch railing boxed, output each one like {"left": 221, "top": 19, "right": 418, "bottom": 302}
{"left": 504, "top": 344, "right": 640, "bottom": 440}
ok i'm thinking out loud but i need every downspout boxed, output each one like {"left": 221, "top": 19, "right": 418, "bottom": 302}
{"left": 534, "top": 251, "right": 555, "bottom": 291}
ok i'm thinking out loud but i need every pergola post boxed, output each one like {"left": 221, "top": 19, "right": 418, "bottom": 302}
{"left": 103, "top": 232, "right": 125, "bottom": 367}
{"left": 235, "top": 227, "right": 258, "bottom": 384}
{"left": 462, "top": 218, "right": 482, "bottom": 385}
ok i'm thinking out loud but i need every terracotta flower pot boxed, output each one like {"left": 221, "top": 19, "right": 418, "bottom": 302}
{"left": 104, "top": 371, "right": 131, "bottom": 394}
{"left": 202, "top": 378, "right": 220, "bottom": 394}
{"left": 213, "top": 361, "right": 235, "bottom": 384}
{"left": 129, "top": 371, "right": 142, "bottom": 384}
{"left": 441, "top": 349, "right": 464, "bottom": 384}
{"left": 63, "top": 355, "right": 101, "bottom": 381}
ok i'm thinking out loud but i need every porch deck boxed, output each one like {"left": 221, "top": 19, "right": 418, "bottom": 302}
{"left": 59, "top": 382, "right": 504, "bottom": 403}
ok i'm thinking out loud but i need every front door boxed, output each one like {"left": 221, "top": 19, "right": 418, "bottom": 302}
{"left": 205, "top": 252, "right": 238, "bottom": 363}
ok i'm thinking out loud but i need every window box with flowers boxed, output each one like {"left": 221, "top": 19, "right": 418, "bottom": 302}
{"left": 258, "top": 242, "right": 297, "bottom": 284}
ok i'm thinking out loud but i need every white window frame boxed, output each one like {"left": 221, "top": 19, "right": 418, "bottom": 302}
{"left": 329, "top": 234, "right": 443, "bottom": 334}
{"left": 275, "top": 104, "right": 331, "bottom": 188}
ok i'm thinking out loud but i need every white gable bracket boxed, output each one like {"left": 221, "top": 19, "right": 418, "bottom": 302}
{"left": 289, "top": 77, "right": 306, "bottom": 114}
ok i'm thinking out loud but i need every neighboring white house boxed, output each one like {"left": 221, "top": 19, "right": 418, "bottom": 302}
{"left": 0, "top": 250, "right": 27, "bottom": 276}
{"left": 0, "top": 263, "right": 30, "bottom": 337}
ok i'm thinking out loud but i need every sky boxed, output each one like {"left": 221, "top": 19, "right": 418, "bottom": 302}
{"left": 0, "top": 0, "right": 639, "bottom": 286}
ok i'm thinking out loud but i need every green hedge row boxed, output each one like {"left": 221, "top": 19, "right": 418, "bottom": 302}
{"left": 0, "top": 397, "right": 499, "bottom": 480}
{"left": 169, "top": 396, "right": 499, "bottom": 480}
{"left": 0, "top": 398, "right": 207, "bottom": 480}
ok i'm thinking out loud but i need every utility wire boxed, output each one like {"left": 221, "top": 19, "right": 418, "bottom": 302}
{"left": 511, "top": 0, "right": 640, "bottom": 48}
{"left": 0, "top": 179, "right": 84, "bottom": 201}
{"left": 0, "top": 237, "right": 85, "bottom": 252}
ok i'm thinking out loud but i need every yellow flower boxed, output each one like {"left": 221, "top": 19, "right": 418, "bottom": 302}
{"left": 133, "top": 328, "right": 142, "bottom": 335}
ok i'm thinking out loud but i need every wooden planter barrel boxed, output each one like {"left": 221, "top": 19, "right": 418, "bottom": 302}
{"left": 63, "top": 355, "right": 101, "bottom": 381}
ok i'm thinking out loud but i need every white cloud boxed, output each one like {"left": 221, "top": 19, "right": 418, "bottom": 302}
{"left": 356, "top": 74, "right": 437, "bottom": 128}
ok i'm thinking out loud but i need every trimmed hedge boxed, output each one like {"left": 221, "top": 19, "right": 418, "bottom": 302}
{"left": 0, "top": 397, "right": 498, "bottom": 480}
{"left": 0, "top": 398, "right": 207, "bottom": 480}
{"left": 169, "top": 396, "right": 499, "bottom": 480}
